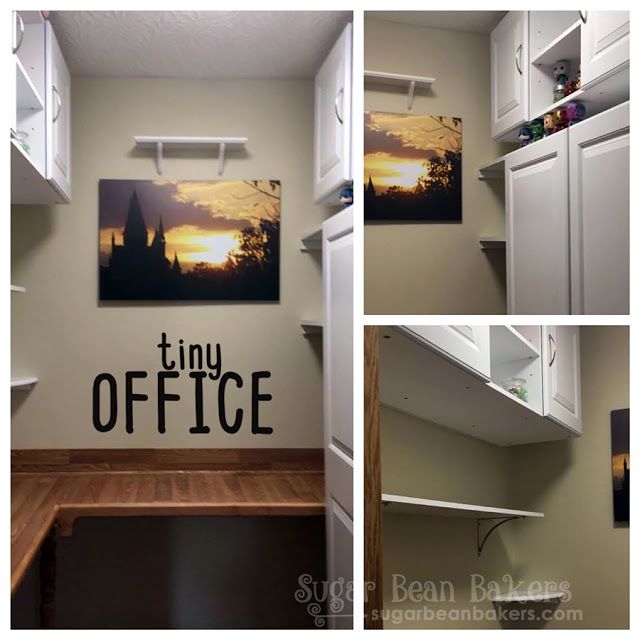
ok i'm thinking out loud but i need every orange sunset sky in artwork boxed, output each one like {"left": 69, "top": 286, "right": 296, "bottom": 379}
{"left": 364, "top": 111, "right": 462, "bottom": 193}
{"left": 99, "top": 180, "right": 280, "bottom": 271}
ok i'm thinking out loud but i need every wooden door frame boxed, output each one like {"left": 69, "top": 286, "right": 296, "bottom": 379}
{"left": 364, "top": 326, "right": 383, "bottom": 628}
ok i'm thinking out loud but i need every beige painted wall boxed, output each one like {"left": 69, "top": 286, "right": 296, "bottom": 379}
{"left": 364, "top": 18, "right": 512, "bottom": 314}
{"left": 380, "top": 326, "right": 629, "bottom": 629}
{"left": 510, "top": 326, "right": 629, "bottom": 629}
{"left": 11, "top": 77, "right": 334, "bottom": 449}
{"left": 381, "top": 405, "right": 516, "bottom": 629}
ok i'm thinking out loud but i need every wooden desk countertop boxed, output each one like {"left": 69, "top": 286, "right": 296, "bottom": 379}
{"left": 11, "top": 449, "right": 325, "bottom": 595}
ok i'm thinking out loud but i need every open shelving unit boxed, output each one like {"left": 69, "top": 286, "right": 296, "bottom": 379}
{"left": 16, "top": 57, "right": 44, "bottom": 112}
{"left": 491, "top": 591, "right": 564, "bottom": 604}
{"left": 301, "top": 320, "right": 323, "bottom": 336}
{"left": 382, "top": 494, "right": 543, "bottom": 556}
{"left": 300, "top": 226, "right": 322, "bottom": 252}
{"left": 11, "top": 376, "right": 38, "bottom": 391}
{"left": 381, "top": 494, "right": 543, "bottom": 520}
{"left": 133, "top": 136, "right": 248, "bottom": 176}
{"left": 479, "top": 237, "right": 505, "bottom": 250}
{"left": 477, "top": 154, "right": 508, "bottom": 180}
{"left": 364, "top": 69, "right": 435, "bottom": 110}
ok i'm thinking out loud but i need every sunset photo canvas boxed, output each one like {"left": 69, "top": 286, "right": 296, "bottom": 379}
{"left": 364, "top": 111, "right": 462, "bottom": 221}
{"left": 99, "top": 179, "right": 280, "bottom": 301}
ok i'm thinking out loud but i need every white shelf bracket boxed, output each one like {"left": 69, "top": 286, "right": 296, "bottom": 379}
{"left": 156, "top": 141, "right": 163, "bottom": 175}
{"left": 218, "top": 142, "right": 226, "bottom": 176}
{"left": 407, "top": 80, "right": 416, "bottom": 110}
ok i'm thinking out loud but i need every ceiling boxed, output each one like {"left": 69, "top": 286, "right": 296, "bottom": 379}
{"left": 50, "top": 11, "right": 352, "bottom": 79}
{"left": 367, "top": 11, "right": 507, "bottom": 34}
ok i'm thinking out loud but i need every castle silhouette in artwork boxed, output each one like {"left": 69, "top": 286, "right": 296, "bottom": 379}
{"left": 100, "top": 190, "right": 182, "bottom": 300}
{"left": 613, "top": 456, "right": 630, "bottom": 522}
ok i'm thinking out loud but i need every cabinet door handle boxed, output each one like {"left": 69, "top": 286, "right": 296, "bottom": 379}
{"left": 13, "top": 12, "right": 24, "bottom": 55}
{"left": 579, "top": 10, "right": 587, "bottom": 24}
{"left": 334, "top": 87, "right": 344, "bottom": 125}
{"left": 515, "top": 44, "right": 523, "bottom": 75}
{"left": 548, "top": 334, "right": 557, "bottom": 367}
{"left": 52, "top": 86, "right": 62, "bottom": 123}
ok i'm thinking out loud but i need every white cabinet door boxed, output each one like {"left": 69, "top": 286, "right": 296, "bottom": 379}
{"left": 399, "top": 326, "right": 491, "bottom": 381}
{"left": 322, "top": 206, "right": 353, "bottom": 629}
{"left": 581, "top": 11, "right": 630, "bottom": 88}
{"left": 505, "top": 131, "right": 570, "bottom": 314}
{"left": 569, "top": 102, "right": 629, "bottom": 314}
{"left": 314, "top": 23, "right": 352, "bottom": 204}
{"left": 45, "top": 21, "right": 71, "bottom": 202}
{"left": 542, "top": 326, "right": 582, "bottom": 434}
{"left": 490, "top": 11, "right": 529, "bottom": 139}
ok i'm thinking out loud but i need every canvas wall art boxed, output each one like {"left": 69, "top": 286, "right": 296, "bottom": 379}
{"left": 611, "top": 408, "right": 630, "bottom": 523}
{"left": 99, "top": 179, "right": 280, "bottom": 301}
{"left": 364, "top": 111, "right": 462, "bottom": 222}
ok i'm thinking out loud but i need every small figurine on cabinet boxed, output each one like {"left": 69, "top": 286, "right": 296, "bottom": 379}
{"left": 543, "top": 113, "right": 555, "bottom": 136}
{"left": 566, "top": 101, "right": 586, "bottom": 126}
{"left": 553, "top": 59, "right": 570, "bottom": 102}
{"left": 518, "top": 126, "right": 533, "bottom": 147}
{"left": 529, "top": 119, "right": 545, "bottom": 142}
{"left": 576, "top": 65, "right": 581, "bottom": 90}
{"left": 552, "top": 107, "right": 568, "bottom": 133}
{"left": 339, "top": 185, "right": 353, "bottom": 207}
{"left": 564, "top": 79, "right": 577, "bottom": 97}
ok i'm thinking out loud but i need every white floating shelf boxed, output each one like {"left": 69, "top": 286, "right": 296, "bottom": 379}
{"left": 491, "top": 325, "right": 540, "bottom": 364}
{"left": 531, "top": 19, "right": 582, "bottom": 66}
{"left": 133, "top": 136, "right": 248, "bottom": 176}
{"left": 301, "top": 320, "right": 323, "bottom": 336}
{"left": 15, "top": 58, "right": 44, "bottom": 112}
{"left": 381, "top": 494, "right": 543, "bottom": 520}
{"left": 364, "top": 70, "right": 435, "bottom": 110}
{"left": 492, "top": 591, "right": 564, "bottom": 604}
{"left": 300, "top": 226, "right": 322, "bottom": 251}
{"left": 11, "top": 285, "right": 26, "bottom": 293}
{"left": 479, "top": 237, "right": 505, "bottom": 250}
{"left": 11, "top": 376, "right": 38, "bottom": 390}
{"left": 477, "top": 155, "right": 507, "bottom": 180}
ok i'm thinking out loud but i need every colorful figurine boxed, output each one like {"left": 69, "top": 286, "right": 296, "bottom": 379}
{"left": 565, "top": 101, "right": 586, "bottom": 125}
{"left": 553, "top": 59, "right": 570, "bottom": 102}
{"left": 564, "top": 79, "right": 577, "bottom": 97}
{"left": 552, "top": 107, "right": 568, "bottom": 133}
{"left": 339, "top": 185, "right": 353, "bottom": 207}
{"left": 518, "top": 126, "right": 533, "bottom": 147}
{"left": 529, "top": 119, "right": 545, "bottom": 142}
{"left": 543, "top": 113, "right": 555, "bottom": 136}
{"left": 554, "top": 59, "right": 570, "bottom": 79}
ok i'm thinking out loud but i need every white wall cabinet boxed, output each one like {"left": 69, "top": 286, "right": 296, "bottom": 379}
{"left": 490, "top": 11, "right": 529, "bottom": 139}
{"left": 569, "top": 102, "right": 629, "bottom": 314}
{"left": 491, "top": 11, "right": 629, "bottom": 139}
{"left": 399, "top": 326, "right": 491, "bottom": 381}
{"left": 322, "top": 206, "right": 353, "bottom": 628}
{"left": 542, "top": 325, "right": 582, "bottom": 433}
{"left": 314, "top": 23, "right": 352, "bottom": 205}
{"left": 381, "top": 325, "right": 581, "bottom": 446}
{"left": 11, "top": 13, "right": 71, "bottom": 204}
{"left": 502, "top": 102, "right": 629, "bottom": 315}
{"left": 45, "top": 21, "right": 71, "bottom": 201}
{"left": 581, "top": 11, "right": 630, "bottom": 88}
{"left": 505, "top": 131, "right": 570, "bottom": 314}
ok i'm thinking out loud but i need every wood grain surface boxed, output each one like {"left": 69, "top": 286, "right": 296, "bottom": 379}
{"left": 11, "top": 449, "right": 325, "bottom": 595}
{"left": 364, "top": 327, "right": 384, "bottom": 629}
